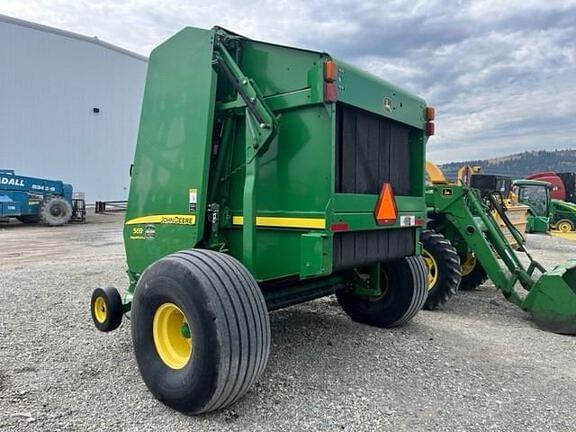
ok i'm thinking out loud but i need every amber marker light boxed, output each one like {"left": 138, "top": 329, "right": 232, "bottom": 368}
{"left": 324, "top": 60, "right": 338, "bottom": 82}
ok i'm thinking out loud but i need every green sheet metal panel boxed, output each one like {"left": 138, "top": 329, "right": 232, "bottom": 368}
{"left": 238, "top": 40, "right": 326, "bottom": 97}
{"left": 124, "top": 27, "right": 218, "bottom": 275}
{"left": 225, "top": 104, "right": 333, "bottom": 280}
{"left": 337, "top": 61, "right": 427, "bottom": 130}
{"left": 228, "top": 105, "right": 333, "bottom": 213}
{"left": 122, "top": 25, "right": 429, "bottom": 285}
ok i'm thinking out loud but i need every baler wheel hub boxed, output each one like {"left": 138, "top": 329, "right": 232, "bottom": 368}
{"left": 153, "top": 303, "right": 193, "bottom": 370}
{"left": 93, "top": 297, "right": 107, "bottom": 324}
{"left": 90, "top": 286, "right": 123, "bottom": 332}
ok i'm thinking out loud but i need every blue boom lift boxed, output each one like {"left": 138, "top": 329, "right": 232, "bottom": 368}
{"left": 0, "top": 170, "right": 85, "bottom": 226}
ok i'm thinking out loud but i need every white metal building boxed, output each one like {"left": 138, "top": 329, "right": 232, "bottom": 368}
{"left": 0, "top": 15, "right": 148, "bottom": 202}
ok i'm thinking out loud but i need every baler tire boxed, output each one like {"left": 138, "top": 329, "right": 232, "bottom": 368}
{"left": 459, "top": 256, "right": 488, "bottom": 291}
{"left": 40, "top": 196, "right": 72, "bottom": 226}
{"left": 336, "top": 256, "right": 428, "bottom": 328}
{"left": 131, "top": 249, "right": 270, "bottom": 415}
{"left": 421, "top": 230, "right": 461, "bottom": 310}
{"left": 91, "top": 287, "right": 123, "bottom": 332}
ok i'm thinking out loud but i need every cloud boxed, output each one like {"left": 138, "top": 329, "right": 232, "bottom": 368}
{"left": 2, "top": 0, "right": 576, "bottom": 163}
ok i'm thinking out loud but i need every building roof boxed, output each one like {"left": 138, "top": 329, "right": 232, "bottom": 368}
{"left": 0, "top": 14, "right": 148, "bottom": 62}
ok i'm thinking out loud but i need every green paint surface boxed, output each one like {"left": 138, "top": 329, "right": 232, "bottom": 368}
{"left": 124, "top": 26, "right": 428, "bottom": 292}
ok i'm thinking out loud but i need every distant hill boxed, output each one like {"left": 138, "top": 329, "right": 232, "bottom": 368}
{"left": 439, "top": 149, "right": 576, "bottom": 180}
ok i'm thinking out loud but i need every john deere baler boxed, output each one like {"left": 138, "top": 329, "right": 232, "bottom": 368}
{"left": 91, "top": 26, "right": 434, "bottom": 414}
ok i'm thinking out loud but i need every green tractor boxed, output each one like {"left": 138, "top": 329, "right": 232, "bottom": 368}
{"left": 90, "top": 26, "right": 434, "bottom": 414}
{"left": 512, "top": 179, "right": 551, "bottom": 233}
{"left": 512, "top": 179, "right": 576, "bottom": 233}
{"left": 420, "top": 180, "right": 576, "bottom": 335}
{"left": 551, "top": 200, "right": 576, "bottom": 233}
{"left": 421, "top": 167, "right": 527, "bottom": 306}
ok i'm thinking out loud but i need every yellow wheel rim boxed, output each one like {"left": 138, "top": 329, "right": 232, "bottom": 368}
{"left": 422, "top": 249, "right": 438, "bottom": 290}
{"left": 93, "top": 296, "right": 107, "bottom": 324}
{"left": 153, "top": 303, "right": 192, "bottom": 369}
{"left": 558, "top": 221, "right": 572, "bottom": 233}
{"left": 461, "top": 251, "right": 476, "bottom": 277}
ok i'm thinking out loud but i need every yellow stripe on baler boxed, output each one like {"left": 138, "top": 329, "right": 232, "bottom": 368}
{"left": 125, "top": 214, "right": 196, "bottom": 225}
{"left": 232, "top": 216, "right": 325, "bottom": 229}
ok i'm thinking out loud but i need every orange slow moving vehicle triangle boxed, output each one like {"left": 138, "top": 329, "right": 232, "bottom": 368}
{"left": 375, "top": 183, "right": 397, "bottom": 225}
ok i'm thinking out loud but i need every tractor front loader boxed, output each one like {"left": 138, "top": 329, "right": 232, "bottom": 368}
{"left": 426, "top": 183, "right": 576, "bottom": 334}
{"left": 422, "top": 162, "right": 530, "bottom": 308}
{"left": 90, "top": 26, "right": 434, "bottom": 414}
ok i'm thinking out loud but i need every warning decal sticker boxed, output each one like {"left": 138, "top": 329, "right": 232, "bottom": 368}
{"left": 189, "top": 188, "right": 197, "bottom": 212}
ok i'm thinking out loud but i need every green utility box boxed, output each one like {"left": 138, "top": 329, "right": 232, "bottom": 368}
{"left": 91, "top": 26, "right": 434, "bottom": 415}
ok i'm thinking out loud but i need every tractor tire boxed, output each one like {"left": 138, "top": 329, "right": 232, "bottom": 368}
{"left": 336, "top": 256, "right": 427, "bottom": 328}
{"left": 91, "top": 286, "right": 123, "bottom": 332}
{"left": 16, "top": 215, "right": 40, "bottom": 224}
{"left": 458, "top": 252, "right": 487, "bottom": 291}
{"left": 131, "top": 249, "right": 270, "bottom": 415}
{"left": 421, "top": 230, "right": 461, "bottom": 310}
{"left": 556, "top": 219, "right": 575, "bottom": 233}
{"left": 40, "top": 196, "right": 72, "bottom": 226}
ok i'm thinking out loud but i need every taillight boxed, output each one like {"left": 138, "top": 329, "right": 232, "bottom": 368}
{"left": 324, "top": 82, "right": 337, "bottom": 103}
{"left": 324, "top": 60, "right": 338, "bottom": 82}
{"left": 323, "top": 60, "right": 338, "bottom": 103}
{"left": 330, "top": 222, "right": 349, "bottom": 232}
{"left": 425, "top": 106, "right": 435, "bottom": 136}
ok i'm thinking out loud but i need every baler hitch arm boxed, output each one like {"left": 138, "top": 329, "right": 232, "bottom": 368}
{"left": 213, "top": 34, "right": 278, "bottom": 155}
{"left": 212, "top": 31, "right": 279, "bottom": 270}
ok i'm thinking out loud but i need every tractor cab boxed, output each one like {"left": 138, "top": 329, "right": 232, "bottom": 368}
{"left": 512, "top": 179, "right": 551, "bottom": 233}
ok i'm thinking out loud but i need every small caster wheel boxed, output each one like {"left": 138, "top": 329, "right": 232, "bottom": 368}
{"left": 91, "top": 287, "right": 123, "bottom": 332}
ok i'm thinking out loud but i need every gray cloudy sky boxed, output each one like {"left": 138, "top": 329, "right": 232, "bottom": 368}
{"left": 3, "top": 0, "right": 576, "bottom": 163}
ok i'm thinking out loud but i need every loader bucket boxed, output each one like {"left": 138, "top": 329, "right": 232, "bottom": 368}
{"left": 522, "top": 260, "right": 576, "bottom": 334}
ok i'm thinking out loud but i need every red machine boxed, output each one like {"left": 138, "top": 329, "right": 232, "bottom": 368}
{"left": 526, "top": 172, "right": 576, "bottom": 203}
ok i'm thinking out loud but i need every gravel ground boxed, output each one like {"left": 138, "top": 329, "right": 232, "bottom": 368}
{"left": 1, "top": 214, "right": 576, "bottom": 431}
